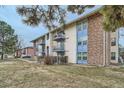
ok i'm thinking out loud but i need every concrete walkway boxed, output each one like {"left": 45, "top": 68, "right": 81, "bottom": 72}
{"left": 18, "top": 58, "right": 37, "bottom": 63}
{"left": 0, "top": 62, "right": 16, "bottom": 64}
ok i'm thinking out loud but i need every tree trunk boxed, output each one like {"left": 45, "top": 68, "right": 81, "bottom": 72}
{"left": 1, "top": 53, "right": 3, "bottom": 60}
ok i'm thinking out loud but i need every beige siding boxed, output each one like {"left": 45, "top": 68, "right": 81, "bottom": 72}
{"left": 35, "top": 38, "right": 42, "bottom": 45}
{"left": 65, "top": 23, "right": 77, "bottom": 63}
{"left": 50, "top": 24, "right": 77, "bottom": 64}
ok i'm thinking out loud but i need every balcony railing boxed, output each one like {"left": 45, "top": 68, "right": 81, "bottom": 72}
{"left": 53, "top": 34, "right": 65, "bottom": 41}
{"left": 53, "top": 47, "right": 65, "bottom": 52}
{"left": 39, "top": 41, "right": 45, "bottom": 45}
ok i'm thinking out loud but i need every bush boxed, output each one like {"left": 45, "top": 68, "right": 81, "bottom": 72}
{"left": 44, "top": 56, "right": 53, "bottom": 65}
{"left": 14, "top": 56, "right": 21, "bottom": 58}
{"left": 43, "top": 56, "right": 68, "bottom": 65}
{"left": 60, "top": 56, "right": 68, "bottom": 64}
{"left": 22, "top": 56, "right": 31, "bottom": 58}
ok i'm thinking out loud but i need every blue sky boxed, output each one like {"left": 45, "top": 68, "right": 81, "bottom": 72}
{"left": 0, "top": 5, "right": 101, "bottom": 47}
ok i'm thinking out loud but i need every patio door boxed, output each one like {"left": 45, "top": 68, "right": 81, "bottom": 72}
{"left": 77, "top": 21, "right": 88, "bottom": 64}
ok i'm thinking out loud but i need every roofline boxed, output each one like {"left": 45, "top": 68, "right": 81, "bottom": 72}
{"left": 31, "top": 6, "right": 103, "bottom": 42}
{"left": 16, "top": 46, "right": 34, "bottom": 51}
{"left": 31, "top": 33, "right": 47, "bottom": 42}
{"left": 50, "top": 6, "right": 103, "bottom": 33}
{"left": 23, "top": 46, "right": 34, "bottom": 49}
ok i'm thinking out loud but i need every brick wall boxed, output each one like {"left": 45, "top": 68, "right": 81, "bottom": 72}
{"left": 27, "top": 48, "right": 35, "bottom": 57}
{"left": 88, "top": 13, "right": 104, "bottom": 65}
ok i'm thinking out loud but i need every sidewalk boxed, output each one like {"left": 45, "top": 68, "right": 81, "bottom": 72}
{"left": 18, "top": 58, "right": 37, "bottom": 63}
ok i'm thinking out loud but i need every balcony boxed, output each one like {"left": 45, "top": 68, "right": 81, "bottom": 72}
{"left": 40, "top": 50, "right": 45, "bottom": 54}
{"left": 53, "top": 47, "right": 65, "bottom": 52}
{"left": 53, "top": 34, "right": 65, "bottom": 41}
{"left": 39, "top": 41, "right": 45, "bottom": 45}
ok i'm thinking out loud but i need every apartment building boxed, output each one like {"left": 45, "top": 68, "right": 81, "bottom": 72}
{"left": 31, "top": 8, "right": 124, "bottom": 66}
{"left": 15, "top": 47, "right": 35, "bottom": 58}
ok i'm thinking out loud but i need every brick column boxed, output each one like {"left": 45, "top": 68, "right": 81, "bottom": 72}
{"left": 88, "top": 13, "right": 111, "bottom": 66}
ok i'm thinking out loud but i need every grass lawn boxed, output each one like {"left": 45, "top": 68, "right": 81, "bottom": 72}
{"left": 0, "top": 59, "right": 124, "bottom": 88}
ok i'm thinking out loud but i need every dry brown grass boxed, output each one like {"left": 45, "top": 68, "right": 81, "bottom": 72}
{"left": 0, "top": 59, "right": 124, "bottom": 88}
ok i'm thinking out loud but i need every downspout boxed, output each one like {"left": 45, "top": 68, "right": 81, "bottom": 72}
{"left": 104, "top": 31, "right": 106, "bottom": 66}
{"left": 103, "top": 31, "right": 109, "bottom": 66}
{"left": 117, "top": 30, "right": 119, "bottom": 63}
{"left": 105, "top": 31, "right": 106, "bottom": 66}
{"left": 103, "top": 31, "right": 105, "bottom": 66}
{"left": 104, "top": 31, "right": 110, "bottom": 66}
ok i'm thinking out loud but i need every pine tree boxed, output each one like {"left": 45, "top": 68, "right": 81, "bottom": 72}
{"left": 100, "top": 6, "right": 124, "bottom": 32}
{"left": 16, "top": 5, "right": 94, "bottom": 30}
{"left": 0, "top": 21, "right": 17, "bottom": 60}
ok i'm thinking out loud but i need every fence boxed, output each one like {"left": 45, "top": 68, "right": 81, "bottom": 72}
{"left": 37, "top": 56, "right": 68, "bottom": 64}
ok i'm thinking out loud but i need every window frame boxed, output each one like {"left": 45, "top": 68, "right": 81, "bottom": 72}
{"left": 77, "top": 22, "right": 82, "bottom": 32}
{"left": 47, "top": 33, "right": 49, "bottom": 40}
{"left": 111, "top": 52, "right": 116, "bottom": 60}
{"left": 111, "top": 37, "right": 116, "bottom": 46}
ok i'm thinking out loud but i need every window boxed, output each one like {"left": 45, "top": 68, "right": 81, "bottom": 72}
{"left": 47, "top": 34, "right": 49, "bottom": 40}
{"left": 77, "top": 21, "right": 88, "bottom": 63}
{"left": 77, "top": 52, "right": 87, "bottom": 61}
{"left": 77, "top": 23, "right": 82, "bottom": 31}
{"left": 42, "top": 45, "right": 45, "bottom": 52}
{"left": 38, "top": 45, "right": 42, "bottom": 52}
{"left": 77, "top": 52, "right": 81, "bottom": 60}
{"left": 82, "top": 52, "right": 87, "bottom": 60}
{"left": 111, "top": 38, "right": 116, "bottom": 46}
{"left": 83, "top": 22, "right": 87, "bottom": 30}
{"left": 78, "top": 41, "right": 82, "bottom": 46}
{"left": 111, "top": 52, "right": 116, "bottom": 60}
{"left": 82, "top": 40, "right": 87, "bottom": 45}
